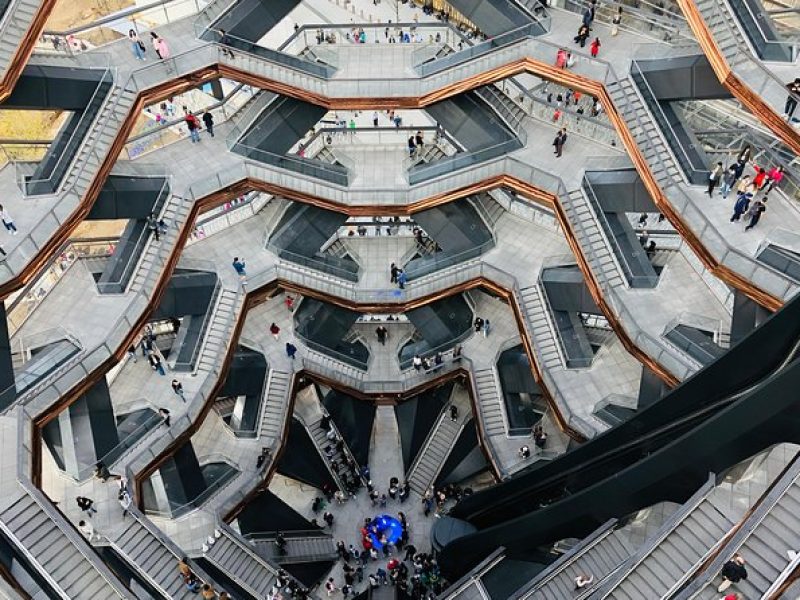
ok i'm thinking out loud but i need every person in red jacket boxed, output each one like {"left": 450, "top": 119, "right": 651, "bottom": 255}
{"left": 766, "top": 165, "right": 785, "bottom": 192}
{"left": 751, "top": 164, "right": 768, "bottom": 189}
{"left": 590, "top": 37, "right": 601, "bottom": 57}
{"left": 185, "top": 112, "right": 201, "bottom": 143}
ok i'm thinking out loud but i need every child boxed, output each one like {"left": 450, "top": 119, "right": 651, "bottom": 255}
{"left": 590, "top": 37, "right": 601, "bottom": 58}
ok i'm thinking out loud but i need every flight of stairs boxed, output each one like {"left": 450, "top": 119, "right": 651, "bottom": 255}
{"left": 517, "top": 520, "right": 633, "bottom": 599}
{"left": 694, "top": 475, "right": 800, "bottom": 598}
{"left": 0, "top": 0, "right": 44, "bottom": 78}
{"left": 111, "top": 514, "right": 206, "bottom": 599}
{"left": 606, "top": 77, "right": 682, "bottom": 190}
{"left": 406, "top": 392, "right": 470, "bottom": 494}
{"left": 253, "top": 533, "right": 337, "bottom": 564}
{"left": 130, "top": 191, "right": 192, "bottom": 292}
{"left": 62, "top": 84, "right": 138, "bottom": 193}
{"left": 595, "top": 492, "right": 735, "bottom": 598}
{"left": 307, "top": 415, "right": 359, "bottom": 492}
{"left": 195, "top": 288, "right": 240, "bottom": 374}
{"left": 563, "top": 187, "right": 627, "bottom": 289}
{"left": 473, "top": 367, "right": 507, "bottom": 437}
{"left": 204, "top": 527, "right": 277, "bottom": 598}
{"left": 518, "top": 284, "right": 564, "bottom": 371}
{"left": 258, "top": 369, "right": 291, "bottom": 440}
{"left": 0, "top": 490, "right": 127, "bottom": 599}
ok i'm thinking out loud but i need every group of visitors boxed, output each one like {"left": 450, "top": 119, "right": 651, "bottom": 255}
{"left": 711, "top": 147, "right": 784, "bottom": 231}
{"left": 128, "top": 30, "right": 169, "bottom": 61}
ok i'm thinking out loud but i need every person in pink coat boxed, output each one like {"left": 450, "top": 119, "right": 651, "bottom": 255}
{"left": 150, "top": 32, "right": 170, "bottom": 59}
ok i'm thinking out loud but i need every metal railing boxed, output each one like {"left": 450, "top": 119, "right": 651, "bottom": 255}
{"left": 122, "top": 84, "right": 258, "bottom": 160}
{"left": 725, "top": 0, "right": 797, "bottom": 61}
{"left": 6, "top": 238, "right": 115, "bottom": 335}
{"left": 404, "top": 240, "right": 495, "bottom": 280}
{"left": 278, "top": 22, "right": 472, "bottom": 55}
{"left": 195, "top": 26, "right": 337, "bottom": 77}
{"left": 266, "top": 243, "right": 360, "bottom": 282}
{"left": 37, "top": 0, "right": 210, "bottom": 57}
{"left": 74, "top": 410, "right": 165, "bottom": 481}
{"left": 144, "top": 460, "right": 240, "bottom": 518}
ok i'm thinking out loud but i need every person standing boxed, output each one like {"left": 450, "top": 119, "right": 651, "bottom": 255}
{"left": 286, "top": 342, "right": 297, "bottom": 359}
{"left": 744, "top": 199, "right": 765, "bottom": 231}
{"left": 202, "top": 110, "right": 214, "bottom": 138}
{"left": 752, "top": 165, "right": 768, "bottom": 190}
{"left": 553, "top": 128, "right": 567, "bottom": 157}
{"left": 407, "top": 135, "right": 416, "bottom": 157}
{"left": 270, "top": 322, "right": 280, "bottom": 340}
{"left": 611, "top": 7, "right": 622, "bottom": 35}
{"left": 375, "top": 325, "right": 388, "bottom": 345}
{"left": 185, "top": 112, "right": 201, "bottom": 143}
{"left": 146, "top": 212, "right": 159, "bottom": 242}
{"left": 118, "top": 489, "right": 132, "bottom": 518}
{"left": 766, "top": 165, "right": 784, "bottom": 192}
{"left": 589, "top": 37, "right": 601, "bottom": 58}
{"left": 171, "top": 379, "right": 185, "bottom": 401}
{"left": 390, "top": 262, "right": 399, "bottom": 284}
{"left": 720, "top": 164, "right": 737, "bottom": 199}
{"left": 232, "top": 257, "right": 246, "bottom": 277}
{"left": 730, "top": 192, "right": 750, "bottom": 222}
{"left": 785, "top": 78, "right": 800, "bottom": 119}
{"left": 373, "top": 111, "right": 379, "bottom": 127}
{"left": 0, "top": 205, "right": 17, "bottom": 235}
{"left": 449, "top": 405, "right": 458, "bottom": 422}
{"left": 151, "top": 32, "right": 169, "bottom": 59}
{"left": 707, "top": 162, "right": 723, "bottom": 196}
{"left": 129, "top": 30, "right": 146, "bottom": 60}
{"left": 397, "top": 270, "right": 407, "bottom": 289}
{"left": 483, "top": 318, "right": 491, "bottom": 337}
{"left": 76, "top": 496, "right": 97, "bottom": 515}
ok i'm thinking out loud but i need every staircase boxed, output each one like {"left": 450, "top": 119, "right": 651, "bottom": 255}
{"left": 252, "top": 533, "right": 337, "bottom": 564}
{"left": 60, "top": 84, "right": 138, "bottom": 194}
{"left": 516, "top": 520, "right": 632, "bottom": 599}
{"left": 593, "top": 480, "right": 735, "bottom": 599}
{"left": 0, "top": 490, "right": 128, "bottom": 599}
{"left": 518, "top": 284, "right": 564, "bottom": 370}
{"left": 195, "top": 288, "right": 239, "bottom": 375}
{"left": 306, "top": 413, "right": 360, "bottom": 491}
{"left": 204, "top": 526, "right": 277, "bottom": 598}
{"left": 562, "top": 188, "right": 626, "bottom": 290}
{"left": 405, "top": 390, "right": 470, "bottom": 494}
{"left": 606, "top": 77, "right": 682, "bottom": 190}
{"left": 0, "top": 0, "right": 46, "bottom": 79}
{"left": 475, "top": 84, "right": 527, "bottom": 136}
{"left": 470, "top": 192, "right": 506, "bottom": 232}
{"left": 130, "top": 191, "right": 192, "bottom": 292}
{"left": 693, "top": 0, "right": 741, "bottom": 66}
{"left": 473, "top": 367, "right": 507, "bottom": 437}
{"left": 111, "top": 513, "right": 206, "bottom": 599}
{"left": 406, "top": 142, "right": 448, "bottom": 168}
{"left": 258, "top": 369, "right": 291, "bottom": 440}
{"left": 687, "top": 468, "right": 800, "bottom": 599}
